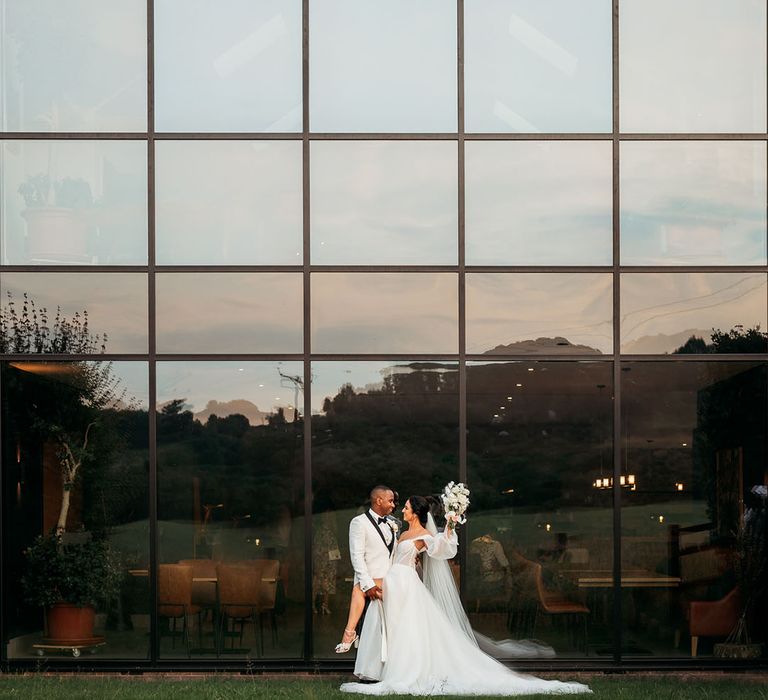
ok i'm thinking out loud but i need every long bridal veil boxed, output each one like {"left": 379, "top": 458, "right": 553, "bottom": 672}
{"left": 423, "top": 512, "right": 556, "bottom": 659}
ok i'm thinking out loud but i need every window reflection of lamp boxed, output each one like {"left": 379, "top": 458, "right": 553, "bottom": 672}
{"left": 592, "top": 383, "right": 636, "bottom": 490}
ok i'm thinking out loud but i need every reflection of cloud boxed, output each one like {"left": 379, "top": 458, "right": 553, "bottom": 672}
{"left": 621, "top": 273, "right": 766, "bottom": 339}
{"left": 265, "top": 103, "right": 302, "bottom": 132}
{"left": 156, "top": 273, "right": 302, "bottom": 353}
{"left": 620, "top": 273, "right": 767, "bottom": 352}
{"left": 621, "top": 142, "right": 766, "bottom": 265}
{"left": 466, "top": 141, "right": 611, "bottom": 264}
{"left": 508, "top": 13, "right": 577, "bottom": 76}
{"left": 213, "top": 14, "right": 287, "bottom": 77}
{"left": 312, "top": 274, "right": 458, "bottom": 353}
{"left": 311, "top": 141, "right": 457, "bottom": 264}
{"left": 491, "top": 101, "right": 540, "bottom": 133}
{"left": 157, "top": 361, "right": 302, "bottom": 418}
{"left": 466, "top": 273, "right": 613, "bottom": 354}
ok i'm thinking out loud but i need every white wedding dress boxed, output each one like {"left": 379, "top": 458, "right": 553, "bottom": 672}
{"left": 341, "top": 530, "right": 591, "bottom": 697}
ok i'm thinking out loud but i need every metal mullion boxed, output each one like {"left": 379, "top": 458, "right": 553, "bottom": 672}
{"left": 466, "top": 133, "right": 613, "bottom": 141}
{"left": 309, "top": 354, "right": 460, "bottom": 362}
{"left": 155, "top": 266, "right": 303, "bottom": 273}
{"left": 0, "top": 354, "right": 151, "bottom": 362}
{"left": 146, "top": 0, "right": 158, "bottom": 667}
{"left": 306, "top": 132, "right": 457, "bottom": 140}
{"left": 309, "top": 265, "right": 458, "bottom": 273}
{"left": 302, "top": 0, "right": 313, "bottom": 664}
{"left": 153, "top": 132, "right": 302, "bottom": 140}
{"left": 0, "top": 266, "right": 149, "bottom": 273}
{"left": 612, "top": 0, "right": 622, "bottom": 666}
{"left": 0, "top": 132, "right": 148, "bottom": 140}
{"left": 456, "top": 0, "right": 469, "bottom": 605}
{"left": 465, "top": 265, "right": 612, "bottom": 273}
{"left": 618, "top": 132, "right": 768, "bottom": 140}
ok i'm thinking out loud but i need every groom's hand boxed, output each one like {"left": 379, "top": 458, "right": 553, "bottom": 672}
{"left": 365, "top": 585, "right": 383, "bottom": 600}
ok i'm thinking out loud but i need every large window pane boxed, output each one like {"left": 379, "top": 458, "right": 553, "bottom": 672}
{"left": 620, "top": 0, "right": 767, "bottom": 133}
{"left": 1, "top": 0, "right": 147, "bottom": 132}
{"left": 620, "top": 273, "right": 768, "bottom": 354}
{"left": 0, "top": 273, "right": 148, "bottom": 353}
{"left": 156, "top": 141, "right": 302, "bottom": 264}
{"left": 620, "top": 361, "right": 766, "bottom": 658}
{"left": 310, "top": 0, "right": 457, "bottom": 133}
{"left": 1, "top": 140, "right": 148, "bottom": 265}
{"left": 156, "top": 273, "right": 302, "bottom": 354}
{"left": 155, "top": 0, "right": 302, "bottom": 132}
{"left": 311, "top": 361, "right": 458, "bottom": 658}
{"left": 311, "top": 273, "right": 458, "bottom": 354}
{"left": 157, "top": 361, "right": 305, "bottom": 658}
{"left": 466, "top": 141, "right": 612, "bottom": 265}
{"left": 465, "top": 0, "right": 612, "bottom": 133}
{"left": 467, "top": 361, "right": 614, "bottom": 657}
{"left": 621, "top": 142, "right": 767, "bottom": 266}
{"left": 2, "top": 361, "right": 149, "bottom": 659}
{"left": 310, "top": 141, "right": 457, "bottom": 265}
{"left": 466, "top": 273, "right": 613, "bottom": 355}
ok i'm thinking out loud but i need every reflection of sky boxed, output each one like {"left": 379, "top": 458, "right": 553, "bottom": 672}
{"left": 0, "top": 272, "right": 148, "bottom": 352}
{"left": 466, "top": 141, "right": 612, "bottom": 264}
{"left": 309, "top": 0, "right": 457, "bottom": 132}
{"left": 621, "top": 142, "right": 767, "bottom": 265}
{"left": 466, "top": 273, "right": 613, "bottom": 353}
{"left": 154, "top": 0, "right": 302, "bottom": 132}
{"left": 156, "top": 273, "right": 303, "bottom": 354}
{"left": 310, "top": 141, "right": 457, "bottom": 264}
{"left": 1, "top": 140, "right": 148, "bottom": 265}
{"left": 155, "top": 141, "right": 302, "bottom": 264}
{"left": 157, "top": 361, "right": 302, "bottom": 417}
{"left": 620, "top": 0, "right": 767, "bottom": 133}
{"left": 621, "top": 273, "right": 767, "bottom": 353}
{"left": 311, "top": 361, "right": 457, "bottom": 413}
{"left": 312, "top": 273, "right": 458, "bottom": 353}
{"left": 465, "top": 0, "right": 612, "bottom": 132}
{"left": 2, "top": 0, "right": 147, "bottom": 131}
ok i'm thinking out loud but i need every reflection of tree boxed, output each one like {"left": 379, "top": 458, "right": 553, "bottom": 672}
{"left": 0, "top": 293, "right": 139, "bottom": 535}
{"left": 693, "top": 365, "right": 766, "bottom": 539}
{"left": 313, "top": 364, "right": 459, "bottom": 511}
{"left": 157, "top": 400, "right": 303, "bottom": 556}
{"left": 674, "top": 325, "right": 768, "bottom": 354}
{"left": 0, "top": 291, "right": 106, "bottom": 354}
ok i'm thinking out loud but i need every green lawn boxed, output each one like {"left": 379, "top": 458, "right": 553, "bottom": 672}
{"left": 0, "top": 676, "right": 765, "bottom": 699}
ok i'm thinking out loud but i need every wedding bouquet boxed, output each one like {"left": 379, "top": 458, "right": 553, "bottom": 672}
{"left": 441, "top": 481, "right": 470, "bottom": 529}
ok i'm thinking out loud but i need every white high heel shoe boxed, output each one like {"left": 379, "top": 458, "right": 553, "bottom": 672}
{"left": 335, "top": 628, "right": 359, "bottom": 653}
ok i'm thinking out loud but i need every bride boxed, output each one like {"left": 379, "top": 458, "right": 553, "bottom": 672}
{"left": 340, "top": 495, "right": 591, "bottom": 696}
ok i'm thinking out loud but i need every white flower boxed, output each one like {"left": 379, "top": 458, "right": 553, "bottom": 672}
{"left": 388, "top": 520, "right": 399, "bottom": 533}
{"left": 751, "top": 485, "right": 768, "bottom": 498}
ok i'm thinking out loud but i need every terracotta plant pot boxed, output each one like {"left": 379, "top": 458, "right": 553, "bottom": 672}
{"left": 22, "top": 207, "right": 90, "bottom": 263}
{"left": 45, "top": 602, "right": 95, "bottom": 642}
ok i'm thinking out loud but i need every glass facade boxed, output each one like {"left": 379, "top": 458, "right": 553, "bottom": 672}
{"left": 1, "top": 0, "right": 766, "bottom": 669}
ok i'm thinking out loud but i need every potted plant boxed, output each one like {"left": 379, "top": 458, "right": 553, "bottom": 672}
{"left": 18, "top": 173, "right": 94, "bottom": 263}
{"left": 22, "top": 534, "right": 122, "bottom": 643}
{"left": 714, "top": 485, "right": 768, "bottom": 659}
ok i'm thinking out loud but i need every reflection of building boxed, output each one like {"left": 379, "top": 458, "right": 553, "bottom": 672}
{"left": 1, "top": 0, "right": 767, "bottom": 675}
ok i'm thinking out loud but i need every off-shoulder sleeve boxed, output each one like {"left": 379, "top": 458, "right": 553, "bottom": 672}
{"left": 424, "top": 528, "right": 458, "bottom": 560}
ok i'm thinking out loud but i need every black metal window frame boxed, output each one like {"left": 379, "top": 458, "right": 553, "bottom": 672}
{"left": 0, "top": 0, "right": 767, "bottom": 670}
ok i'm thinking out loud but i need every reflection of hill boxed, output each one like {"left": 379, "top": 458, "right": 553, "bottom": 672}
{"left": 193, "top": 399, "right": 271, "bottom": 426}
{"left": 621, "top": 328, "right": 710, "bottom": 354}
{"left": 483, "top": 337, "right": 601, "bottom": 355}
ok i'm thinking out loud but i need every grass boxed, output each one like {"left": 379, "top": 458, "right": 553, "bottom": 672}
{"left": 0, "top": 675, "right": 766, "bottom": 699}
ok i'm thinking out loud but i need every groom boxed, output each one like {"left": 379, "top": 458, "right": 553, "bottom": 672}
{"left": 349, "top": 485, "right": 397, "bottom": 681}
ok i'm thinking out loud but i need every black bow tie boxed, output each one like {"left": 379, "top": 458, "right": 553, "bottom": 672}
{"left": 377, "top": 517, "right": 388, "bottom": 525}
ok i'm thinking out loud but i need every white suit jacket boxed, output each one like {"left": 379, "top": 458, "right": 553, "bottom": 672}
{"left": 349, "top": 511, "right": 395, "bottom": 592}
